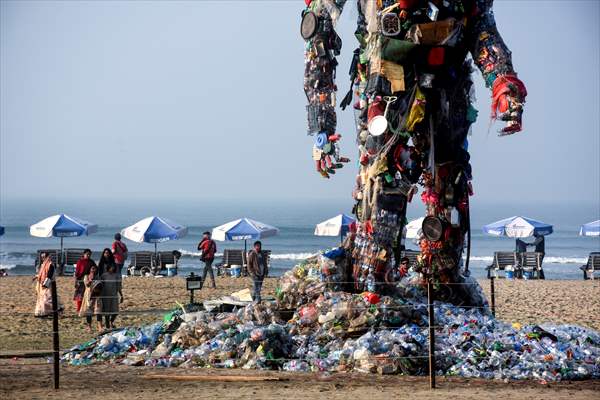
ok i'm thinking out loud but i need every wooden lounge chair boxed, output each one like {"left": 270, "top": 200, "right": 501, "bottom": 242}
{"left": 127, "top": 251, "right": 156, "bottom": 276}
{"left": 62, "top": 248, "right": 87, "bottom": 276}
{"left": 34, "top": 249, "right": 60, "bottom": 273}
{"left": 157, "top": 251, "right": 181, "bottom": 275}
{"left": 486, "top": 252, "right": 519, "bottom": 279}
{"left": 580, "top": 252, "right": 600, "bottom": 280}
{"left": 520, "top": 252, "right": 544, "bottom": 279}
{"left": 218, "top": 249, "right": 247, "bottom": 276}
{"left": 400, "top": 250, "right": 420, "bottom": 269}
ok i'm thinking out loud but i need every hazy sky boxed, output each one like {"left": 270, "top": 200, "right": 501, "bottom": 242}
{"left": 1, "top": 0, "right": 599, "bottom": 205}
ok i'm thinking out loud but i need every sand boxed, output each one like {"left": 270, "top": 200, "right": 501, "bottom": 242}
{"left": 1, "top": 275, "right": 599, "bottom": 399}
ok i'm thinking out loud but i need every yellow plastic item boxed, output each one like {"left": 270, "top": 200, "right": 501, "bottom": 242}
{"left": 405, "top": 88, "right": 426, "bottom": 132}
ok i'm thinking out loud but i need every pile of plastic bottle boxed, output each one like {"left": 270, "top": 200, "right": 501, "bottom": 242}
{"left": 63, "top": 259, "right": 600, "bottom": 382}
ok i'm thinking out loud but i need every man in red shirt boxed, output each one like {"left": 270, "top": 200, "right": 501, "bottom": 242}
{"left": 197, "top": 231, "right": 217, "bottom": 288}
{"left": 111, "top": 233, "right": 128, "bottom": 277}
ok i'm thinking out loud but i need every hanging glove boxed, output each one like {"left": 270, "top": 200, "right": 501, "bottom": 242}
{"left": 491, "top": 74, "right": 527, "bottom": 136}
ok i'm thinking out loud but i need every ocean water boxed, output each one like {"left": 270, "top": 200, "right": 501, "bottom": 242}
{"left": 0, "top": 199, "right": 598, "bottom": 280}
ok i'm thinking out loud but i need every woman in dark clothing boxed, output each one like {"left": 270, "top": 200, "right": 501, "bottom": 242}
{"left": 74, "top": 249, "right": 95, "bottom": 313}
{"left": 98, "top": 248, "right": 116, "bottom": 276}
{"left": 100, "top": 263, "right": 123, "bottom": 328}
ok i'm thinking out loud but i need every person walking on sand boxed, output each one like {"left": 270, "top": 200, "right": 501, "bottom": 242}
{"left": 33, "top": 252, "right": 63, "bottom": 317}
{"left": 111, "top": 233, "right": 128, "bottom": 276}
{"left": 197, "top": 231, "right": 217, "bottom": 288}
{"left": 100, "top": 263, "right": 123, "bottom": 329}
{"left": 74, "top": 249, "right": 96, "bottom": 313}
{"left": 247, "top": 241, "right": 268, "bottom": 303}
{"left": 79, "top": 264, "right": 104, "bottom": 332}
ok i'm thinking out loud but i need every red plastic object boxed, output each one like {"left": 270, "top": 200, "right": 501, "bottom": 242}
{"left": 363, "top": 292, "right": 381, "bottom": 304}
{"left": 398, "top": 0, "right": 418, "bottom": 9}
{"left": 328, "top": 133, "right": 341, "bottom": 142}
{"left": 428, "top": 47, "right": 445, "bottom": 66}
{"left": 367, "top": 100, "right": 384, "bottom": 122}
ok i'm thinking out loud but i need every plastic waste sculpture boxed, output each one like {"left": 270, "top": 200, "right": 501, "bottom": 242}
{"left": 301, "top": 0, "right": 527, "bottom": 305}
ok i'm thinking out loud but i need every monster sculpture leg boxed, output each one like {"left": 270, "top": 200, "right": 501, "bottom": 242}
{"left": 301, "top": 1, "right": 526, "bottom": 308}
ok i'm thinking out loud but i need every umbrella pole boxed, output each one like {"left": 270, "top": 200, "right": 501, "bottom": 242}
{"left": 244, "top": 240, "right": 247, "bottom": 255}
{"left": 60, "top": 237, "right": 64, "bottom": 275}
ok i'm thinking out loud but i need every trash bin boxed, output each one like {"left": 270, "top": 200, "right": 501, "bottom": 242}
{"left": 505, "top": 266, "right": 514, "bottom": 279}
{"left": 166, "top": 264, "right": 177, "bottom": 277}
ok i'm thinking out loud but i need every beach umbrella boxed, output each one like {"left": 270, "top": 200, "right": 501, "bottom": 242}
{"left": 404, "top": 217, "right": 425, "bottom": 240}
{"left": 314, "top": 214, "right": 356, "bottom": 242}
{"left": 482, "top": 216, "right": 553, "bottom": 238}
{"left": 121, "top": 216, "right": 188, "bottom": 254}
{"left": 30, "top": 214, "right": 98, "bottom": 260}
{"left": 579, "top": 220, "right": 600, "bottom": 237}
{"left": 212, "top": 218, "right": 279, "bottom": 252}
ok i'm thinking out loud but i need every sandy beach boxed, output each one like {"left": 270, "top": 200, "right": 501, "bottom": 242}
{"left": 1, "top": 275, "right": 599, "bottom": 399}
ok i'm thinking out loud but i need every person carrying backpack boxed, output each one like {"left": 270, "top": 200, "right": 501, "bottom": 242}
{"left": 197, "top": 231, "right": 217, "bottom": 288}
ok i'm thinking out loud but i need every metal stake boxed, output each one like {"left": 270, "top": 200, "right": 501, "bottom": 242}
{"left": 427, "top": 280, "right": 436, "bottom": 389}
{"left": 51, "top": 280, "right": 60, "bottom": 390}
{"left": 490, "top": 276, "right": 496, "bottom": 317}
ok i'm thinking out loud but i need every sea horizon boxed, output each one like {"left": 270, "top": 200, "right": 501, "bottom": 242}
{"left": 1, "top": 198, "right": 598, "bottom": 279}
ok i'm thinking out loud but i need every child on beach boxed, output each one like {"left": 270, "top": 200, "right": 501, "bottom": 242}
{"left": 100, "top": 263, "right": 123, "bottom": 329}
{"left": 79, "top": 264, "right": 103, "bottom": 332}
{"left": 74, "top": 249, "right": 95, "bottom": 313}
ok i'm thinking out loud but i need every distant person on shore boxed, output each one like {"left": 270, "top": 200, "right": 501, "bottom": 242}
{"left": 531, "top": 233, "right": 546, "bottom": 255}
{"left": 74, "top": 249, "right": 96, "bottom": 313}
{"left": 100, "top": 263, "right": 123, "bottom": 329}
{"left": 79, "top": 264, "right": 103, "bottom": 332}
{"left": 530, "top": 233, "right": 546, "bottom": 279}
{"left": 111, "top": 233, "right": 128, "bottom": 276}
{"left": 33, "top": 252, "right": 63, "bottom": 317}
{"left": 98, "top": 248, "right": 116, "bottom": 276}
{"left": 515, "top": 238, "right": 528, "bottom": 254}
{"left": 197, "top": 231, "right": 217, "bottom": 289}
{"left": 247, "top": 241, "right": 268, "bottom": 303}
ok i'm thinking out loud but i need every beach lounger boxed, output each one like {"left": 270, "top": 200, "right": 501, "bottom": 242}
{"left": 486, "top": 252, "right": 519, "bottom": 279}
{"left": 400, "top": 250, "right": 420, "bottom": 269}
{"left": 127, "top": 251, "right": 156, "bottom": 276}
{"left": 218, "top": 249, "right": 247, "bottom": 276}
{"left": 157, "top": 251, "right": 181, "bottom": 275}
{"left": 34, "top": 249, "right": 60, "bottom": 273}
{"left": 580, "top": 252, "right": 600, "bottom": 280}
{"left": 62, "top": 248, "right": 86, "bottom": 276}
{"left": 520, "top": 252, "right": 544, "bottom": 279}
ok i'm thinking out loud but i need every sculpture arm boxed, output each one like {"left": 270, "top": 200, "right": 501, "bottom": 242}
{"left": 468, "top": 0, "right": 527, "bottom": 135}
{"left": 301, "top": 0, "right": 350, "bottom": 178}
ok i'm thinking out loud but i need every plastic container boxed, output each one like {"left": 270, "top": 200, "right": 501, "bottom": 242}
{"left": 231, "top": 265, "right": 241, "bottom": 278}
{"left": 506, "top": 270, "right": 514, "bottom": 279}
{"left": 523, "top": 271, "right": 532, "bottom": 280}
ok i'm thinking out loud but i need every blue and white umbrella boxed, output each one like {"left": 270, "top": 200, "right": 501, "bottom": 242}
{"left": 483, "top": 216, "right": 553, "bottom": 238}
{"left": 212, "top": 218, "right": 279, "bottom": 252}
{"left": 121, "top": 216, "right": 188, "bottom": 253}
{"left": 30, "top": 214, "right": 98, "bottom": 257}
{"left": 314, "top": 214, "right": 356, "bottom": 241}
{"left": 579, "top": 220, "right": 600, "bottom": 237}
